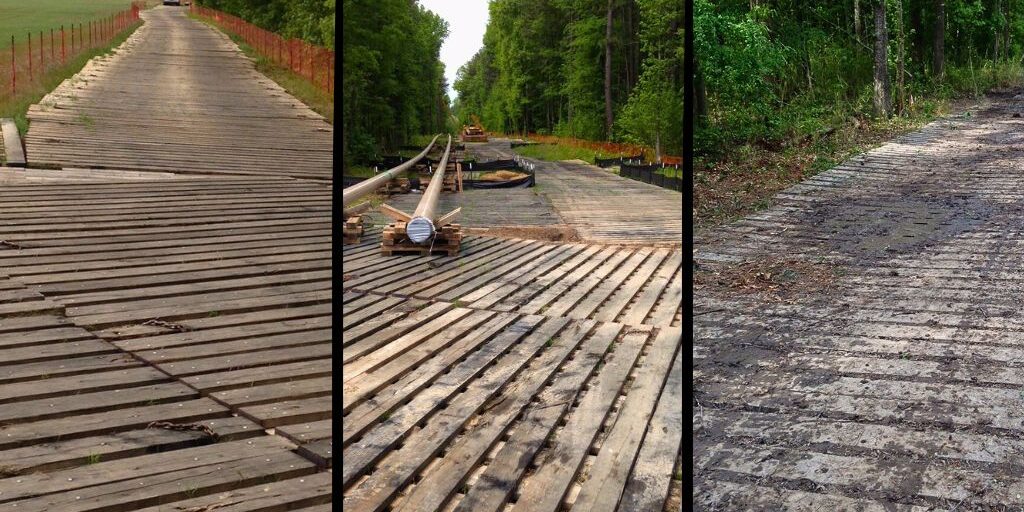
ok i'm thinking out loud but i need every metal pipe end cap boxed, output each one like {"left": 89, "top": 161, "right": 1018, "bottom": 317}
{"left": 407, "top": 217, "right": 435, "bottom": 244}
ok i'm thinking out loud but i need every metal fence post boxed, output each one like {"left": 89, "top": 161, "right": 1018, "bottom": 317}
{"left": 61, "top": 25, "right": 65, "bottom": 64}
{"left": 28, "top": 33, "right": 32, "bottom": 81}
{"left": 10, "top": 36, "right": 15, "bottom": 95}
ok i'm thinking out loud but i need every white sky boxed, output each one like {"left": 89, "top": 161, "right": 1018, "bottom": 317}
{"left": 418, "top": 0, "right": 490, "bottom": 101}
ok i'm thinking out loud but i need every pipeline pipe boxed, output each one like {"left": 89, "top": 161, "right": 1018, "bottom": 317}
{"left": 341, "top": 134, "right": 440, "bottom": 210}
{"left": 407, "top": 135, "right": 452, "bottom": 244}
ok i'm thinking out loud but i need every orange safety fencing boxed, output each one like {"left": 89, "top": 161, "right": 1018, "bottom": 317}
{"left": 190, "top": 5, "right": 334, "bottom": 95}
{"left": 0, "top": 3, "right": 142, "bottom": 101}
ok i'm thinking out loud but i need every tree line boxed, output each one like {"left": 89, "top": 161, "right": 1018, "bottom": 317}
{"left": 695, "top": 0, "right": 1024, "bottom": 155}
{"left": 453, "top": 0, "right": 683, "bottom": 157}
{"left": 341, "top": 0, "right": 450, "bottom": 167}
{"left": 195, "top": 0, "right": 335, "bottom": 48}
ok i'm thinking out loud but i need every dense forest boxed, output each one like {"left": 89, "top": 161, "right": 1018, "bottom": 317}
{"left": 453, "top": 0, "right": 683, "bottom": 157}
{"left": 341, "top": 0, "right": 450, "bottom": 167}
{"left": 196, "top": 0, "right": 335, "bottom": 48}
{"left": 695, "top": 0, "right": 1024, "bottom": 156}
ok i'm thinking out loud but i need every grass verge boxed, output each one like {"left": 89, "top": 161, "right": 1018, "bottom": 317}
{"left": 0, "top": 20, "right": 143, "bottom": 136}
{"left": 694, "top": 96, "right": 981, "bottom": 228}
{"left": 514, "top": 142, "right": 682, "bottom": 178}
{"left": 697, "top": 60, "right": 1024, "bottom": 229}
{"left": 343, "top": 165, "right": 376, "bottom": 178}
{"left": 189, "top": 14, "right": 333, "bottom": 124}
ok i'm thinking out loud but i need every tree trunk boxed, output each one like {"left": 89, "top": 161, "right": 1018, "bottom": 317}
{"left": 933, "top": 0, "right": 944, "bottom": 80}
{"left": 895, "top": 0, "right": 906, "bottom": 114}
{"left": 695, "top": 57, "right": 708, "bottom": 124}
{"left": 874, "top": 0, "right": 892, "bottom": 117}
{"left": 623, "top": 3, "right": 632, "bottom": 92}
{"left": 910, "top": 6, "right": 923, "bottom": 66}
{"left": 854, "top": 0, "right": 862, "bottom": 42}
{"left": 1005, "top": 0, "right": 1011, "bottom": 61}
{"left": 995, "top": 0, "right": 1002, "bottom": 61}
{"left": 604, "top": 0, "right": 614, "bottom": 140}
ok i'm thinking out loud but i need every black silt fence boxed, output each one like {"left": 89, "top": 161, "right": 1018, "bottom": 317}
{"left": 619, "top": 163, "right": 683, "bottom": 192}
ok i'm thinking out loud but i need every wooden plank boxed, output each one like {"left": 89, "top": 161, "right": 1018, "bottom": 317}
{"left": 1, "top": 118, "right": 26, "bottom": 167}
{"left": 342, "top": 304, "right": 465, "bottom": 368}
{"left": 343, "top": 311, "right": 518, "bottom": 414}
{"left": 341, "top": 315, "right": 547, "bottom": 447}
{"left": 617, "top": 336, "right": 684, "bottom": 512}
{"left": 130, "top": 473, "right": 332, "bottom": 512}
{"left": 184, "top": 359, "right": 332, "bottom": 393}
{"left": 115, "top": 314, "right": 332, "bottom": 352}
{"left": 574, "top": 329, "right": 682, "bottom": 511}
{"left": 344, "top": 310, "right": 506, "bottom": 400}
{"left": 240, "top": 396, "right": 332, "bottom": 428}
{"left": 511, "top": 326, "right": 656, "bottom": 511}
{"left": 0, "top": 383, "right": 197, "bottom": 425}
{"left": 212, "top": 376, "right": 332, "bottom": 408}
{"left": 342, "top": 320, "right": 597, "bottom": 509}
{"left": 297, "top": 439, "right": 333, "bottom": 468}
{"left": 138, "top": 328, "right": 331, "bottom": 364}
{"left": 587, "top": 249, "right": 668, "bottom": 323}
{"left": 1, "top": 416, "right": 261, "bottom": 475}
{"left": 278, "top": 419, "right": 332, "bottom": 444}
{"left": 395, "top": 322, "right": 629, "bottom": 512}
{"left": 0, "top": 398, "right": 230, "bottom": 450}
{"left": 0, "top": 366, "right": 168, "bottom": 404}
{"left": 340, "top": 316, "right": 575, "bottom": 488}
{"left": 5, "top": 446, "right": 317, "bottom": 512}
{"left": 158, "top": 343, "right": 332, "bottom": 377}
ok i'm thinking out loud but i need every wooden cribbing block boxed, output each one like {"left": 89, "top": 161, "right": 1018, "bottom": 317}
{"left": 1, "top": 118, "right": 26, "bottom": 167}
{"left": 381, "top": 222, "right": 462, "bottom": 257}
{"left": 343, "top": 215, "right": 364, "bottom": 245}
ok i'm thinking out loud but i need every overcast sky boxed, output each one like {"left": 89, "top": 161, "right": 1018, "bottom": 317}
{"left": 418, "top": 0, "right": 490, "bottom": 101}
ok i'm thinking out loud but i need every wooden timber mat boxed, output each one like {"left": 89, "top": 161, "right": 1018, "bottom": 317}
{"left": 693, "top": 93, "right": 1024, "bottom": 509}
{"left": 341, "top": 228, "right": 683, "bottom": 511}
{"left": 0, "top": 175, "right": 333, "bottom": 510}
{"left": 461, "top": 139, "right": 682, "bottom": 246}
{"left": 23, "top": 6, "right": 332, "bottom": 181}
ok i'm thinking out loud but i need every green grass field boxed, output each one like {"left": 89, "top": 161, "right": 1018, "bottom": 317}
{"left": 512, "top": 143, "right": 627, "bottom": 164}
{"left": 0, "top": 16, "right": 142, "bottom": 134}
{"left": 0, "top": 0, "right": 140, "bottom": 49}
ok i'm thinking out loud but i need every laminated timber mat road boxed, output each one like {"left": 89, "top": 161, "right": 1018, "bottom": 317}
{"left": 0, "top": 173, "right": 333, "bottom": 510}
{"left": 462, "top": 139, "right": 682, "bottom": 246}
{"left": 693, "top": 92, "right": 1024, "bottom": 509}
{"left": 23, "top": 6, "right": 332, "bottom": 180}
{"left": 341, "top": 228, "right": 683, "bottom": 511}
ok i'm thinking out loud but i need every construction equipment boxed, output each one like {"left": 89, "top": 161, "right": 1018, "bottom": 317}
{"left": 379, "top": 135, "right": 462, "bottom": 256}
{"left": 341, "top": 134, "right": 440, "bottom": 244}
{"left": 461, "top": 115, "right": 488, "bottom": 142}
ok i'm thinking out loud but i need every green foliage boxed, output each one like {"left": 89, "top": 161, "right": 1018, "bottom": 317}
{"left": 193, "top": 13, "right": 334, "bottom": 122}
{"left": 196, "top": 0, "right": 334, "bottom": 48}
{"left": 618, "top": 0, "right": 684, "bottom": 154}
{"left": 342, "top": 0, "right": 449, "bottom": 166}
{"left": 696, "top": 0, "right": 1024, "bottom": 158}
{"left": 454, "top": 0, "right": 682, "bottom": 155}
